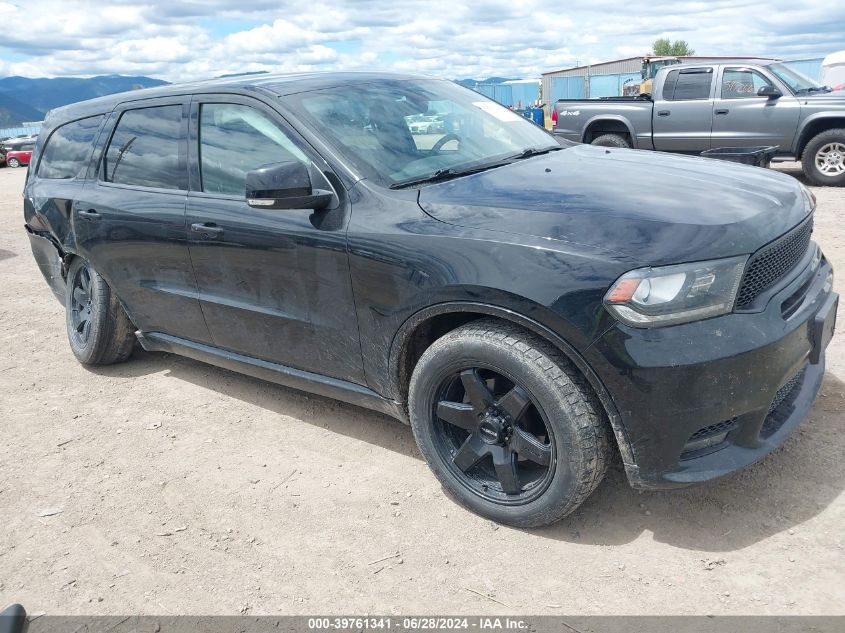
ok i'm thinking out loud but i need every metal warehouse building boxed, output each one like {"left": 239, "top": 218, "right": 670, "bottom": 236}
{"left": 474, "top": 78, "right": 540, "bottom": 108}
{"left": 542, "top": 55, "right": 825, "bottom": 103}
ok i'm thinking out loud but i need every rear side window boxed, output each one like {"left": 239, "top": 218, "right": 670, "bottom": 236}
{"left": 37, "top": 115, "right": 103, "bottom": 179}
{"left": 198, "top": 103, "right": 307, "bottom": 196}
{"left": 103, "top": 105, "right": 185, "bottom": 190}
{"left": 662, "top": 68, "right": 713, "bottom": 101}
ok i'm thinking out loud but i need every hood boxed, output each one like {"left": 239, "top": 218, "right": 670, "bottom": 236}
{"left": 799, "top": 91, "right": 845, "bottom": 104}
{"left": 418, "top": 144, "right": 810, "bottom": 266}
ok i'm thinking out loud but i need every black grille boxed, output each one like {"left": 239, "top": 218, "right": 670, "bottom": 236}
{"left": 688, "top": 419, "right": 737, "bottom": 442}
{"left": 760, "top": 367, "right": 806, "bottom": 438}
{"left": 736, "top": 216, "right": 814, "bottom": 309}
{"left": 681, "top": 418, "right": 738, "bottom": 458}
{"left": 768, "top": 368, "right": 805, "bottom": 415}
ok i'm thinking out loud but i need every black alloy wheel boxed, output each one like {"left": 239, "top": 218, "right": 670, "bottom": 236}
{"left": 69, "top": 263, "right": 95, "bottom": 348}
{"left": 432, "top": 367, "right": 555, "bottom": 504}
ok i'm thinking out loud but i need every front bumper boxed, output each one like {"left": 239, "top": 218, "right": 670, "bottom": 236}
{"left": 585, "top": 249, "right": 836, "bottom": 489}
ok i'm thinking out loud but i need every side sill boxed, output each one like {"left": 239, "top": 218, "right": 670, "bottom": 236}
{"left": 137, "top": 331, "right": 408, "bottom": 423}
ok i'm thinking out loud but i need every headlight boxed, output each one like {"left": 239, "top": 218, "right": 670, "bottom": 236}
{"left": 604, "top": 256, "right": 747, "bottom": 327}
{"left": 801, "top": 184, "right": 816, "bottom": 214}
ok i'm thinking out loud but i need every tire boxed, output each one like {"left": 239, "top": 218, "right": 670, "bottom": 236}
{"left": 65, "top": 258, "right": 135, "bottom": 365}
{"left": 591, "top": 133, "right": 631, "bottom": 148}
{"left": 802, "top": 129, "right": 845, "bottom": 186}
{"left": 408, "top": 319, "right": 611, "bottom": 527}
{"left": 7, "top": 157, "right": 20, "bottom": 168}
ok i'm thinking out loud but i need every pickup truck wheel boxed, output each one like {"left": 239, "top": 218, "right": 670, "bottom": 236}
{"left": 7, "top": 157, "right": 20, "bottom": 168}
{"left": 408, "top": 319, "right": 610, "bottom": 527}
{"left": 802, "top": 129, "right": 845, "bottom": 186}
{"left": 591, "top": 133, "right": 630, "bottom": 148}
{"left": 65, "top": 258, "right": 135, "bottom": 365}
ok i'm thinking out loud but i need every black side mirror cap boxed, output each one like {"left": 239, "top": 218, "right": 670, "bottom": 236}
{"left": 757, "top": 85, "right": 782, "bottom": 98}
{"left": 245, "top": 161, "right": 335, "bottom": 210}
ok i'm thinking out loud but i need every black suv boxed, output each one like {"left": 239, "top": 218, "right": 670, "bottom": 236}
{"left": 24, "top": 73, "right": 837, "bottom": 526}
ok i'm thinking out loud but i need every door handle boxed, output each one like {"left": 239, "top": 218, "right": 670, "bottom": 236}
{"left": 657, "top": 110, "right": 670, "bottom": 117}
{"left": 78, "top": 209, "right": 101, "bottom": 221}
{"left": 191, "top": 222, "right": 224, "bottom": 240}
{"left": 715, "top": 109, "right": 730, "bottom": 115}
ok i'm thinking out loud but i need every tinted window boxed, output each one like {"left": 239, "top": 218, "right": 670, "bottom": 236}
{"left": 287, "top": 78, "right": 557, "bottom": 187}
{"left": 199, "top": 103, "right": 307, "bottom": 196}
{"left": 103, "top": 105, "right": 184, "bottom": 190}
{"left": 664, "top": 69, "right": 713, "bottom": 100}
{"left": 722, "top": 68, "right": 771, "bottom": 98}
{"left": 37, "top": 115, "right": 103, "bottom": 179}
{"left": 662, "top": 70, "right": 679, "bottom": 100}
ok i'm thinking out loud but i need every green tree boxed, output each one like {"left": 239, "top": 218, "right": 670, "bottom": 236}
{"left": 651, "top": 38, "right": 695, "bottom": 56}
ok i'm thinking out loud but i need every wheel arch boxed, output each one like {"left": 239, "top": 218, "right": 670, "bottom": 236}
{"left": 794, "top": 115, "right": 845, "bottom": 159}
{"left": 582, "top": 116, "right": 635, "bottom": 146}
{"left": 388, "top": 301, "right": 636, "bottom": 472}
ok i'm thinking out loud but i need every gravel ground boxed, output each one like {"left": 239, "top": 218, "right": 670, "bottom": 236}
{"left": 0, "top": 162, "right": 843, "bottom": 616}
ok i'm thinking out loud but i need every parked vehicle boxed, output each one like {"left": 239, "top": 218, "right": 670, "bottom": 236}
{"left": 24, "top": 73, "right": 836, "bottom": 527}
{"left": 820, "top": 51, "right": 845, "bottom": 92}
{"left": 553, "top": 60, "right": 845, "bottom": 186}
{"left": 636, "top": 56, "right": 682, "bottom": 95}
{"left": 5, "top": 144, "right": 33, "bottom": 167}
{"left": 408, "top": 114, "right": 445, "bottom": 134}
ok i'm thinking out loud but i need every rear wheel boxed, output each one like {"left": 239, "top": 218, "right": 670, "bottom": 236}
{"left": 65, "top": 258, "right": 135, "bottom": 365}
{"left": 591, "top": 133, "right": 631, "bottom": 148}
{"left": 7, "top": 157, "right": 20, "bottom": 168}
{"left": 408, "top": 320, "right": 610, "bottom": 527}
{"left": 802, "top": 129, "right": 845, "bottom": 186}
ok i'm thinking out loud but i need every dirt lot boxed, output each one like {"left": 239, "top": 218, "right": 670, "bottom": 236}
{"left": 0, "top": 163, "right": 843, "bottom": 616}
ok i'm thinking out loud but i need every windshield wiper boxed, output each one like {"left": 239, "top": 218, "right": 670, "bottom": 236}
{"left": 796, "top": 86, "right": 832, "bottom": 94}
{"left": 389, "top": 146, "right": 563, "bottom": 189}
{"left": 507, "top": 146, "right": 562, "bottom": 161}
{"left": 390, "top": 163, "right": 506, "bottom": 189}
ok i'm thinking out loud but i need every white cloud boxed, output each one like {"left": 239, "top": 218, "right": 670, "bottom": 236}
{"left": 0, "top": 0, "right": 841, "bottom": 81}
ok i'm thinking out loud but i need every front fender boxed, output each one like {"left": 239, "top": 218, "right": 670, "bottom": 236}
{"left": 387, "top": 299, "right": 634, "bottom": 477}
{"left": 794, "top": 112, "right": 845, "bottom": 156}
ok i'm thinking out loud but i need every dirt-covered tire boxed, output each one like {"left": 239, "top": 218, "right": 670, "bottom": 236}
{"left": 65, "top": 257, "right": 135, "bottom": 365}
{"left": 408, "top": 319, "right": 611, "bottom": 527}
{"left": 7, "top": 157, "right": 20, "bottom": 168}
{"left": 591, "top": 133, "right": 630, "bottom": 148}
{"left": 801, "top": 129, "right": 845, "bottom": 186}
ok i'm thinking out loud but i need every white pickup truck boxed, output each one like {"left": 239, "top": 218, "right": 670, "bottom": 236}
{"left": 552, "top": 59, "right": 845, "bottom": 186}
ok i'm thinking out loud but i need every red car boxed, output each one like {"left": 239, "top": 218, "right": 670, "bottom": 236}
{"left": 4, "top": 144, "right": 34, "bottom": 168}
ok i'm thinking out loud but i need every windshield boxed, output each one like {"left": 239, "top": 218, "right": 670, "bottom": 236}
{"left": 284, "top": 78, "right": 558, "bottom": 188}
{"left": 766, "top": 63, "right": 823, "bottom": 93}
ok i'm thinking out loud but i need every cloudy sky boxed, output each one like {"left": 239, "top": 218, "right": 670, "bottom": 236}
{"left": 0, "top": 0, "right": 841, "bottom": 81}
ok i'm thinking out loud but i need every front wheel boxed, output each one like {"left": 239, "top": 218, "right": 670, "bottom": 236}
{"left": 802, "top": 129, "right": 845, "bottom": 186}
{"left": 7, "top": 157, "right": 20, "bottom": 168}
{"left": 408, "top": 320, "right": 611, "bottom": 527}
{"left": 65, "top": 258, "right": 136, "bottom": 365}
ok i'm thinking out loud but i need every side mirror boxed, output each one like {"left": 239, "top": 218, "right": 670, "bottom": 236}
{"left": 757, "top": 85, "right": 782, "bottom": 99}
{"left": 246, "top": 161, "right": 334, "bottom": 210}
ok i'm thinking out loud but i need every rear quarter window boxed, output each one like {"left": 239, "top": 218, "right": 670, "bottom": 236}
{"left": 37, "top": 115, "right": 104, "bottom": 179}
{"left": 102, "top": 105, "right": 185, "bottom": 190}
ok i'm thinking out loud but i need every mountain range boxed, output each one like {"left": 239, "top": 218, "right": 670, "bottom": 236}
{"left": 0, "top": 74, "right": 514, "bottom": 128}
{"left": 0, "top": 75, "right": 167, "bottom": 128}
